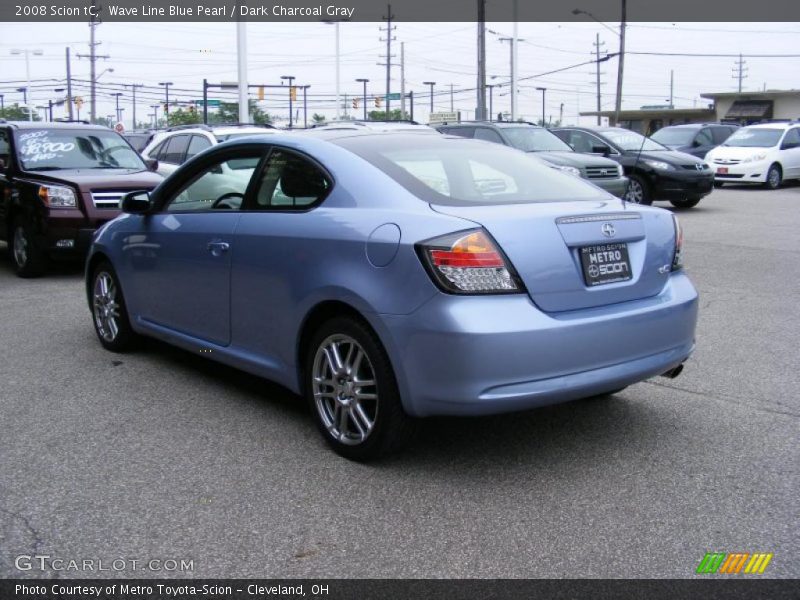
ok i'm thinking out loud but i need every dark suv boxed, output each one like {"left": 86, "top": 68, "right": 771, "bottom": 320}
{"left": 552, "top": 126, "right": 714, "bottom": 208}
{"left": 435, "top": 121, "right": 628, "bottom": 198}
{"left": 650, "top": 123, "right": 739, "bottom": 158}
{"left": 0, "top": 121, "right": 163, "bottom": 277}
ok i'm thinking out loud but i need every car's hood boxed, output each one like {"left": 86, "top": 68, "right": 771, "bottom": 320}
{"left": 707, "top": 145, "right": 775, "bottom": 159}
{"left": 22, "top": 168, "right": 163, "bottom": 191}
{"left": 532, "top": 151, "right": 619, "bottom": 168}
{"left": 623, "top": 149, "right": 704, "bottom": 165}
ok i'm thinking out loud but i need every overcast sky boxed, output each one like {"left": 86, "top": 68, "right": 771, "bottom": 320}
{"left": 1, "top": 20, "right": 798, "bottom": 126}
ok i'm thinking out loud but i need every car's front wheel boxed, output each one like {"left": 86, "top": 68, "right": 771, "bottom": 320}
{"left": 305, "top": 316, "right": 416, "bottom": 461}
{"left": 623, "top": 174, "right": 653, "bottom": 205}
{"left": 764, "top": 164, "right": 782, "bottom": 190}
{"left": 670, "top": 197, "right": 701, "bottom": 209}
{"left": 91, "top": 262, "right": 137, "bottom": 352}
{"left": 11, "top": 216, "right": 48, "bottom": 277}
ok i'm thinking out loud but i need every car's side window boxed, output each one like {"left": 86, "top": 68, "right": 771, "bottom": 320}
{"left": 164, "top": 153, "right": 262, "bottom": 213}
{"left": 253, "top": 150, "right": 331, "bottom": 210}
{"left": 151, "top": 139, "right": 169, "bottom": 161}
{"left": 0, "top": 129, "right": 10, "bottom": 170}
{"left": 695, "top": 129, "right": 713, "bottom": 146}
{"left": 161, "top": 134, "right": 190, "bottom": 165}
{"left": 443, "top": 127, "right": 475, "bottom": 139}
{"left": 711, "top": 126, "right": 733, "bottom": 145}
{"left": 186, "top": 135, "right": 212, "bottom": 160}
{"left": 782, "top": 128, "right": 800, "bottom": 147}
{"left": 473, "top": 128, "right": 504, "bottom": 143}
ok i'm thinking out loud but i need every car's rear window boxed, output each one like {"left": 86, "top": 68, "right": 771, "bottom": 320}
{"left": 334, "top": 135, "right": 603, "bottom": 206}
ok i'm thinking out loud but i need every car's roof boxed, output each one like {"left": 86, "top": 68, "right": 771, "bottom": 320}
{"left": 3, "top": 121, "right": 111, "bottom": 131}
{"left": 311, "top": 121, "right": 436, "bottom": 133}
{"left": 742, "top": 121, "right": 797, "bottom": 129}
{"left": 438, "top": 121, "right": 540, "bottom": 129}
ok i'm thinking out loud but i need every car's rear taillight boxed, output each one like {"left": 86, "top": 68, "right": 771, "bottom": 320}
{"left": 417, "top": 229, "right": 524, "bottom": 294}
{"left": 671, "top": 214, "right": 683, "bottom": 271}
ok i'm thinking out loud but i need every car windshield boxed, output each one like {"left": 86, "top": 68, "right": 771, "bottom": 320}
{"left": 502, "top": 127, "right": 573, "bottom": 152}
{"left": 722, "top": 128, "right": 783, "bottom": 148}
{"left": 601, "top": 129, "right": 668, "bottom": 152}
{"left": 16, "top": 129, "right": 146, "bottom": 170}
{"left": 650, "top": 128, "right": 696, "bottom": 146}
{"left": 336, "top": 135, "right": 603, "bottom": 206}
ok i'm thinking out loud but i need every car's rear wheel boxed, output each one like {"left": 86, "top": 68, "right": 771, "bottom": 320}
{"left": 764, "top": 164, "right": 782, "bottom": 190}
{"left": 623, "top": 174, "right": 653, "bottom": 205}
{"left": 91, "top": 262, "right": 137, "bottom": 352}
{"left": 305, "top": 316, "right": 416, "bottom": 461}
{"left": 11, "top": 216, "right": 48, "bottom": 278}
{"left": 670, "top": 197, "right": 701, "bottom": 209}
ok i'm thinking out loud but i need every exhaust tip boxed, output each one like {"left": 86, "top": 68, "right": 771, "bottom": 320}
{"left": 660, "top": 364, "right": 684, "bottom": 379}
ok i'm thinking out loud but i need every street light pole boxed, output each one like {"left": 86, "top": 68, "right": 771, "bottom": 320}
{"left": 10, "top": 48, "right": 43, "bottom": 121}
{"left": 236, "top": 21, "right": 249, "bottom": 124}
{"left": 423, "top": 81, "right": 436, "bottom": 115}
{"left": 151, "top": 104, "right": 159, "bottom": 128}
{"left": 356, "top": 78, "right": 369, "bottom": 120}
{"left": 536, "top": 87, "right": 547, "bottom": 126}
{"left": 281, "top": 75, "right": 295, "bottom": 127}
{"left": 159, "top": 82, "right": 172, "bottom": 126}
{"left": 485, "top": 84, "right": 494, "bottom": 121}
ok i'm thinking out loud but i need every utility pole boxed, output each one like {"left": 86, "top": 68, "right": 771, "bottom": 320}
{"left": 536, "top": 87, "right": 547, "bottom": 126}
{"left": 613, "top": 0, "right": 627, "bottom": 127}
{"left": 485, "top": 84, "right": 494, "bottom": 121}
{"left": 449, "top": 84, "right": 454, "bottom": 112}
{"left": 356, "top": 78, "right": 369, "bottom": 120}
{"left": 65, "top": 47, "right": 74, "bottom": 120}
{"left": 732, "top": 54, "right": 747, "bottom": 92}
{"left": 302, "top": 85, "right": 309, "bottom": 128}
{"left": 76, "top": 0, "right": 109, "bottom": 123}
{"left": 236, "top": 21, "right": 249, "bottom": 123}
{"left": 151, "top": 104, "right": 159, "bottom": 128}
{"left": 593, "top": 33, "right": 605, "bottom": 125}
{"left": 476, "top": 0, "right": 487, "bottom": 120}
{"left": 127, "top": 83, "right": 142, "bottom": 129}
{"left": 379, "top": 4, "right": 396, "bottom": 118}
{"left": 400, "top": 42, "right": 406, "bottom": 119}
{"left": 423, "top": 81, "right": 436, "bottom": 114}
{"left": 280, "top": 75, "right": 295, "bottom": 127}
{"left": 159, "top": 82, "right": 172, "bottom": 126}
{"left": 669, "top": 70, "right": 674, "bottom": 108}
{"left": 511, "top": 0, "right": 518, "bottom": 121}
{"left": 112, "top": 92, "right": 122, "bottom": 123}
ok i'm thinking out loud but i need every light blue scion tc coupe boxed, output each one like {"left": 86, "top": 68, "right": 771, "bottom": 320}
{"left": 86, "top": 130, "right": 698, "bottom": 460}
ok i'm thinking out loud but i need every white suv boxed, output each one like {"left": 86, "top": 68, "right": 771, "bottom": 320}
{"left": 141, "top": 124, "right": 278, "bottom": 179}
{"left": 705, "top": 121, "right": 800, "bottom": 189}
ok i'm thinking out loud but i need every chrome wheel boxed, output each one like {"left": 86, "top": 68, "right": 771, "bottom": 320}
{"left": 12, "top": 226, "right": 28, "bottom": 268}
{"left": 93, "top": 271, "right": 121, "bottom": 343}
{"left": 312, "top": 334, "right": 378, "bottom": 446}
{"left": 624, "top": 179, "right": 644, "bottom": 203}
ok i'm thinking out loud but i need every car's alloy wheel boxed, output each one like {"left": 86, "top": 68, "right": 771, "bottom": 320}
{"left": 312, "top": 334, "right": 379, "bottom": 446}
{"left": 623, "top": 175, "right": 652, "bottom": 205}
{"left": 306, "top": 316, "right": 416, "bottom": 460}
{"left": 10, "top": 217, "right": 47, "bottom": 277}
{"left": 765, "top": 164, "right": 782, "bottom": 190}
{"left": 91, "top": 262, "right": 137, "bottom": 352}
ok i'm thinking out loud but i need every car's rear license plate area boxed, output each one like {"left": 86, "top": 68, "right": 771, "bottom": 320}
{"left": 580, "top": 242, "right": 633, "bottom": 286}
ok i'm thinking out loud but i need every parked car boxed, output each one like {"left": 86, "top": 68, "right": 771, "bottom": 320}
{"left": 704, "top": 121, "right": 800, "bottom": 189}
{"left": 86, "top": 131, "right": 697, "bottom": 460}
{"left": 141, "top": 123, "right": 278, "bottom": 179}
{"left": 0, "top": 121, "right": 162, "bottom": 277}
{"left": 650, "top": 123, "right": 739, "bottom": 158}
{"left": 122, "top": 130, "right": 158, "bottom": 153}
{"left": 552, "top": 126, "right": 714, "bottom": 208}
{"left": 311, "top": 120, "right": 439, "bottom": 134}
{"left": 436, "top": 121, "right": 628, "bottom": 198}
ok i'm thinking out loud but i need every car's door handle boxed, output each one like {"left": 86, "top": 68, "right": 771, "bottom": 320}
{"left": 207, "top": 241, "right": 230, "bottom": 255}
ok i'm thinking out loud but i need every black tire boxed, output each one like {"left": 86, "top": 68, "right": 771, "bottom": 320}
{"left": 90, "top": 261, "right": 138, "bottom": 352}
{"left": 670, "top": 197, "right": 701, "bottom": 209}
{"left": 713, "top": 181, "right": 725, "bottom": 188}
{"left": 305, "top": 315, "right": 416, "bottom": 461}
{"left": 764, "top": 164, "right": 782, "bottom": 190}
{"left": 623, "top": 174, "right": 653, "bottom": 205}
{"left": 10, "top": 216, "right": 48, "bottom": 277}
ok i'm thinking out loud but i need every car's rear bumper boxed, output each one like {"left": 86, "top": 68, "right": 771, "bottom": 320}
{"left": 377, "top": 271, "right": 698, "bottom": 417}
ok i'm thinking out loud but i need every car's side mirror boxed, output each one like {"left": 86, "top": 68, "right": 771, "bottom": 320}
{"left": 592, "top": 144, "right": 611, "bottom": 156}
{"left": 121, "top": 191, "right": 152, "bottom": 214}
{"left": 144, "top": 158, "right": 159, "bottom": 171}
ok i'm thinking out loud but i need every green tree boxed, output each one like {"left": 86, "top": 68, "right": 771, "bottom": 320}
{"left": 0, "top": 103, "right": 41, "bottom": 121}
{"left": 209, "top": 100, "right": 272, "bottom": 126}
{"left": 165, "top": 108, "right": 202, "bottom": 127}
{"left": 312, "top": 113, "right": 326, "bottom": 124}
{"left": 367, "top": 108, "right": 406, "bottom": 121}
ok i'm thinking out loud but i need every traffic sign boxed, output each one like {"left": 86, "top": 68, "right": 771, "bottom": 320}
{"left": 114, "top": 122, "right": 125, "bottom": 133}
{"left": 385, "top": 93, "right": 402, "bottom": 101}
{"left": 195, "top": 99, "right": 221, "bottom": 108}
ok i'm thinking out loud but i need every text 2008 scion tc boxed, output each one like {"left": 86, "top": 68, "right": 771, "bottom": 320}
{"left": 85, "top": 131, "right": 698, "bottom": 460}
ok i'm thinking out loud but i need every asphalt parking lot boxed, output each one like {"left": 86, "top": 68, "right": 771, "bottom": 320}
{"left": 0, "top": 184, "right": 798, "bottom": 579}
